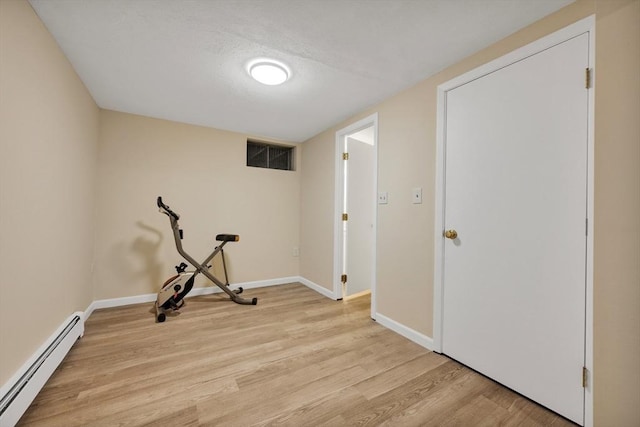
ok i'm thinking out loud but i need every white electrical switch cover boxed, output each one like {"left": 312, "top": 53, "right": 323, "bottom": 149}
{"left": 378, "top": 192, "right": 388, "bottom": 204}
{"left": 412, "top": 187, "right": 422, "bottom": 204}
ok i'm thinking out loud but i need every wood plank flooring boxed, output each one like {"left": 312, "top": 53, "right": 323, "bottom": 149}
{"left": 18, "top": 283, "right": 575, "bottom": 426}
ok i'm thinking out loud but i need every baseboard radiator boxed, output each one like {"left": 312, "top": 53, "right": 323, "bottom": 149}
{"left": 0, "top": 312, "right": 84, "bottom": 426}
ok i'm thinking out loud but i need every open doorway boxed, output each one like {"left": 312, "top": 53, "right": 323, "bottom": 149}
{"left": 333, "top": 113, "right": 378, "bottom": 319}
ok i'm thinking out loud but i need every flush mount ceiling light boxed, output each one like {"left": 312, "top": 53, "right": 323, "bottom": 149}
{"left": 248, "top": 59, "right": 290, "bottom": 85}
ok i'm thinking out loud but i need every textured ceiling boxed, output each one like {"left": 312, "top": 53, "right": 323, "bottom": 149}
{"left": 29, "top": 0, "right": 573, "bottom": 142}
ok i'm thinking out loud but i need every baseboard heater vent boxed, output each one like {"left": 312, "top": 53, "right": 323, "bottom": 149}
{"left": 0, "top": 313, "right": 84, "bottom": 426}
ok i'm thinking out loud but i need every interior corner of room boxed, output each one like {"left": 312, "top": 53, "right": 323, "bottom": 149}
{"left": 0, "top": 0, "right": 638, "bottom": 426}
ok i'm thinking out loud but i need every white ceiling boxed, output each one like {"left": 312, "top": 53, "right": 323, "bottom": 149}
{"left": 29, "top": 0, "right": 573, "bottom": 143}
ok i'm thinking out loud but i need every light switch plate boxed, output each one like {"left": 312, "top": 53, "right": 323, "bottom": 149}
{"left": 378, "top": 192, "right": 388, "bottom": 204}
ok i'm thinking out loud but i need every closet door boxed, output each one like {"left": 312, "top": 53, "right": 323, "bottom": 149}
{"left": 442, "top": 33, "right": 589, "bottom": 424}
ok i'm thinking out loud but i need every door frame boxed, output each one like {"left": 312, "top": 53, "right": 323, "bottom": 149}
{"left": 432, "top": 15, "right": 594, "bottom": 426}
{"left": 333, "top": 113, "right": 378, "bottom": 319}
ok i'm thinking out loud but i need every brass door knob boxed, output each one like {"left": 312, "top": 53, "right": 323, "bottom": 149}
{"left": 444, "top": 229, "right": 458, "bottom": 239}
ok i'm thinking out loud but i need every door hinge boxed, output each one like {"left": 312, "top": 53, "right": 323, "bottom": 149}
{"left": 585, "top": 68, "right": 591, "bottom": 89}
{"left": 342, "top": 213, "right": 348, "bottom": 221}
{"left": 582, "top": 366, "right": 588, "bottom": 388}
{"left": 341, "top": 274, "right": 347, "bottom": 283}
{"left": 343, "top": 152, "right": 349, "bottom": 160}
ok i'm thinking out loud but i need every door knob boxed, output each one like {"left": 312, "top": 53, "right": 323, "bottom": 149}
{"left": 444, "top": 229, "right": 458, "bottom": 239}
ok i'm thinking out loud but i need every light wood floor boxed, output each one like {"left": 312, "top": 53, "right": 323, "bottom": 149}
{"left": 19, "top": 283, "right": 574, "bottom": 426}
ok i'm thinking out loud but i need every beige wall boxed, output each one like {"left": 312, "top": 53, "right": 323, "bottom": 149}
{"left": 299, "top": 127, "right": 335, "bottom": 288}
{"left": 0, "top": 0, "right": 100, "bottom": 386}
{"left": 95, "top": 110, "right": 300, "bottom": 299}
{"left": 300, "top": 0, "right": 639, "bottom": 424}
{"left": 593, "top": 1, "right": 640, "bottom": 425}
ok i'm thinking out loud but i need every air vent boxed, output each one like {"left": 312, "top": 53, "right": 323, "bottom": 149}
{"left": 247, "top": 140, "right": 294, "bottom": 171}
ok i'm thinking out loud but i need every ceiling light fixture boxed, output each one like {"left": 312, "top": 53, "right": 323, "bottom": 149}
{"left": 248, "top": 59, "right": 290, "bottom": 85}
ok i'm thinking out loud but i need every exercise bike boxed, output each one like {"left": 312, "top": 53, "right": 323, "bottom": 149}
{"left": 154, "top": 196, "right": 257, "bottom": 322}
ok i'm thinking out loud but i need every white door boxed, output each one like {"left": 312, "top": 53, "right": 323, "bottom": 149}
{"left": 344, "top": 133, "right": 375, "bottom": 298}
{"left": 442, "top": 34, "right": 589, "bottom": 424}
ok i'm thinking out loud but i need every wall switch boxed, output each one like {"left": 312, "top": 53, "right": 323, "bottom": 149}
{"left": 412, "top": 187, "right": 422, "bottom": 204}
{"left": 378, "top": 192, "right": 388, "bottom": 204}
{"left": 292, "top": 247, "right": 299, "bottom": 257}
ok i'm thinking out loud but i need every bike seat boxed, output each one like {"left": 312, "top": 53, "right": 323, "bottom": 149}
{"left": 216, "top": 234, "right": 239, "bottom": 242}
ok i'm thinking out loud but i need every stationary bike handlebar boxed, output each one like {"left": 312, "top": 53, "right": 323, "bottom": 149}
{"left": 157, "top": 196, "right": 179, "bottom": 221}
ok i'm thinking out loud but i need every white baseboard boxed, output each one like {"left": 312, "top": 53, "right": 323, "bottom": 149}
{"left": 375, "top": 312, "right": 434, "bottom": 351}
{"left": 84, "top": 293, "right": 156, "bottom": 320}
{"left": 297, "top": 276, "right": 338, "bottom": 300}
{"left": 232, "top": 276, "right": 301, "bottom": 291}
{"left": 187, "top": 277, "right": 301, "bottom": 297}
{"left": 85, "top": 277, "right": 304, "bottom": 319}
